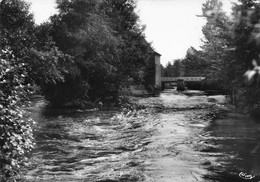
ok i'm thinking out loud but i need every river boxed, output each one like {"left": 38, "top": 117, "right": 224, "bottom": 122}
{"left": 22, "top": 89, "right": 260, "bottom": 182}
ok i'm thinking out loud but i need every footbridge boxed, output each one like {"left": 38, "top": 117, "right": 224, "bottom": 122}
{"left": 161, "top": 77, "right": 205, "bottom": 82}
{"left": 160, "top": 76, "right": 205, "bottom": 90}
{"left": 152, "top": 51, "right": 205, "bottom": 89}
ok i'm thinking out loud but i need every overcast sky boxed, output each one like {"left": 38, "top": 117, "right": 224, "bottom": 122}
{"left": 27, "top": 0, "right": 235, "bottom": 66}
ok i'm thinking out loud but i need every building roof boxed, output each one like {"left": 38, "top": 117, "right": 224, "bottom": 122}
{"left": 153, "top": 51, "right": 161, "bottom": 56}
{"left": 142, "top": 38, "right": 161, "bottom": 57}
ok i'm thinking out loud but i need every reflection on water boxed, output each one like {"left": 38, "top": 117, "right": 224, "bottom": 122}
{"left": 203, "top": 112, "right": 260, "bottom": 182}
{"left": 23, "top": 89, "right": 260, "bottom": 182}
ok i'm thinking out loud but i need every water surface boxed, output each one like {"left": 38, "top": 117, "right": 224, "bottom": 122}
{"left": 23, "top": 89, "right": 260, "bottom": 182}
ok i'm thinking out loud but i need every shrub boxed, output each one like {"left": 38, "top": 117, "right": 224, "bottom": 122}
{"left": 0, "top": 49, "right": 34, "bottom": 181}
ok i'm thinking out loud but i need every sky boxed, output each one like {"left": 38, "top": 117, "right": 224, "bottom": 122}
{"left": 27, "top": 0, "right": 235, "bottom": 66}
{"left": 137, "top": 0, "right": 207, "bottom": 65}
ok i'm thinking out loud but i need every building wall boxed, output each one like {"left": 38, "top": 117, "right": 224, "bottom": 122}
{"left": 144, "top": 54, "right": 155, "bottom": 90}
{"left": 155, "top": 54, "right": 162, "bottom": 88}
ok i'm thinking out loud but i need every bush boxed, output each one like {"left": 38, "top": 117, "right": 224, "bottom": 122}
{"left": 0, "top": 49, "right": 34, "bottom": 181}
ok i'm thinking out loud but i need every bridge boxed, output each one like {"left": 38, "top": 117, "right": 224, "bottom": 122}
{"left": 161, "top": 77, "right": 205, "bottom": 90}
{"left": 152, "top": 51, "right": 205, "bottom": 90}
{"left": 161, "top": 77, "right": 205, "bottom": 82}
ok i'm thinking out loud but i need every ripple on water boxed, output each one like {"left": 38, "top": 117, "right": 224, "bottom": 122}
{"left": 23, "top": 89, "right": 260, "bottom": 182}
{"left": 23, "top": 108, "right": 152, "bottom": 182}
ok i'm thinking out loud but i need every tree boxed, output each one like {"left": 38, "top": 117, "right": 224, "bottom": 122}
{"left": 196, "top": 0, "right": 260, "bottom": 112}
{"left": 101, "top": 0, "right": 151, "bottom": 85}
{"left": 180, "top": 0, "right": 236, "bottom": 91}
{"left": 163, "top": 62, "right": 174, "bottom": 77}
{"left": 163, "top": 59, "right": 184, "bottom": 77}
{"left": 200, "top": 0, "right": 233, "bottom": 81}
{"left": 227, "top": 0, "right": 260, "bottom": 112}
{"left": 0, "top": 0, "right": 71, "bottom": 91}
{"left": 181, "top": 0, "right": 235, "bottom": 90}
{"left": 45, "top": 0, "right": 121, "bottom": 106}
{"left": 0, "top": 0, "right": 74, "bottom": 179}
{"left": 43, "top": 0, "right": 152, "bottom": 106}
{"left": 182, "top": 47, "right": 208, "bottom": 77}
{"left": 0, "top": 0, "right": 35, "bottom": 52}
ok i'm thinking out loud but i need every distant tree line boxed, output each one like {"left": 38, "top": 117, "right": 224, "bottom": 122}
{"left": 0, "top": 0, "right": 153, "bottom": 180}
{"left": 162, "top": 59, "right": 184, "bottom": 77}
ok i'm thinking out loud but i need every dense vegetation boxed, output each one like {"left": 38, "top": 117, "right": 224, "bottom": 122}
{"left": 3, "top": 0, "right": 260, "bottom": 180}
{"left": 163, "top": 59, "right": 184, "bottom": 77}
{"left": 163, "top": 0, "right": 260, "bottom": 114}
{"left": 0, "top": 1, "right": 38, "bottom": 180}
{"left": 0, "top": 0, "right": 151, "bottom": 180}
{"left": 43, "top": 0, "right": 152, "bottom": 107}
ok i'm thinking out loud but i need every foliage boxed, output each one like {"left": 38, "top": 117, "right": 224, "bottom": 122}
{"left": 42, "top": 0, "right": 151, "bottom": 106}
{"left": 200, "top": 0, "right": 235, "bottom": 86}
{"left": 0, "top": 49, "right": 34, "bottom": 181}
{"left": 0, "top": 1, "right": 36, "bottom": 180}
{"left": 227, "top": 0, "right": 260, "bottom": 111}
{"left": 163, "top": 59, "right": 184, "bottom": 77}
{"left": 45, "top": 0, "right": 120, "bottom": 105}
{"left": 101, "top": 0, "right": 151, "bottom": 85}
{"left": 0, "top": 0, "right": 72, "bottom": 180}
{"left": 0, "top": 1, "right": 154, "bottom": 179}
{"left": 182, "top": 0, "right": 232, "bottom": 80}
{"left": 180, "top": 0, "right": 233, "bottom": 92}
{"left": 0, "top": 0, "right": 35, "bottom": 58}
{"left": 0, "top": 0, "right": 71, "bottom": 90}
{"left": 193, "top": 0, "right": 260, "bottom": 112}
{"left": 181, "top": 48, "right": 209, "bottom": 77}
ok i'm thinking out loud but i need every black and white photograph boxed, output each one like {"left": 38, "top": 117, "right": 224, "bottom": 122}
{"left": 1, "top": 0, "right": 260, "bottom": 181}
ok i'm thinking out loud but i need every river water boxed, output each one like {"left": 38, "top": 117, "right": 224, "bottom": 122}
{"left": 22, "top": 89, "right": 260, "bottom": 182}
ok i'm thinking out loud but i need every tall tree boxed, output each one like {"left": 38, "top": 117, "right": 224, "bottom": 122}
{"left": 101, "top": 0, "right": 151, "bottom": 85}
{"left": 46, "top": 0, "right": 121, "bottom": 105}
{"left": 181, "top": 0, "right": 233, "bottom": 90}
{"left": 200, "top": 0, "right": 233, "bottom": 81}
{"left": 197, "top": 0, "right": 260, "bottom": 112}
{"left": 44, "top": 0, "right": 152, "bottom": 106}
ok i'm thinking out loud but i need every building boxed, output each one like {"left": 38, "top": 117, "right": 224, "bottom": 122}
{"left": 144, "top": 48, "right": 162, "bottom": 90}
